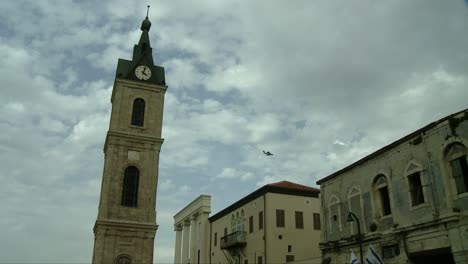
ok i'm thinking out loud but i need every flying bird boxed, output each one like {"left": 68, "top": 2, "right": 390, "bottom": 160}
{"left": 263, "top": 150, "right": 273, "bottom": 156}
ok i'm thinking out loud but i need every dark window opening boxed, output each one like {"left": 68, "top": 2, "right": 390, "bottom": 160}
{"left": 276, "top": 209, "right": 285, "bottom": 227}
{"left": 286, "top": 255, "right": 295, "bottom": 262}
{"left": 115, "top": 256, "right": 132, "bottom": 264}
{"left": 313, "top": 213, "right": 321, "bottom": 230}
{"left": 295, "top": 211, "right": 304, "bottom": 229}
{"left": 288, "top": 245, "right": 292, "bottom": 253}
{"left": 409, "top": 172, "right": 425, "bottom": 206}
{"left": 259, "top": 211, "right": 264, "bottom": 230}
{"left": 249, "top": 216, "right": 254, "bottom": 233}
{"left": 380, "top": 186, "right": 392, "bottom": 215}
{"left": 257, "top": 256, "right": 263, "bottom": 264}
{"left": 131, "top": 98, "right": 145, "bottom": 127}
{"left": 451, "top": 156, "right": 468, "bottom": 194}
{"left": 121, "top": 166, "right": 139, "bottom": 207}
{"left": 214, "top": 232, "right": 217, "bottom": 246}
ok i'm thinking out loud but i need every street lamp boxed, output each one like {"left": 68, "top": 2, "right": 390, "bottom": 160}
{"left": 347, "top": 212, "right": 364, "bottom": 264}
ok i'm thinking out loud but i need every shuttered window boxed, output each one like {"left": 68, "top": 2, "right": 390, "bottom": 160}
{"left": 249, "top": 216, "right": 254, "bottom": 233}
{"left": 276, "top": 209, "right": 285, "bottom": 227}
{"left": 259, "top": 211, "right": 264, "bottom": 230}
{"left": 313, "top": 213, "right": 321, "bottom": 230}
{"left": 295, "top": 211, "right": 304, "bottom": 229}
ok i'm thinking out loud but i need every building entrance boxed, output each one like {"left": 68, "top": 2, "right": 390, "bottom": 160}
{"left": 409, "top": 248, "right": 455, "bottom": 264}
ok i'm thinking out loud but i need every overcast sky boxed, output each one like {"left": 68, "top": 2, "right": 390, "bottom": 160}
{"left": 1, "top": 0, "right": 468, "bottom": 263}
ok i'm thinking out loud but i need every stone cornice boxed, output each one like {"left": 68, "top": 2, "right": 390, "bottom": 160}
{"left": 111, "top": 78, "right": 167, "bottom": 103}
{"left": 94, "top": 219, "right": 158, "bottom": 233}
{"left": 104, "top": 131, "right": 164, "bottom": 152}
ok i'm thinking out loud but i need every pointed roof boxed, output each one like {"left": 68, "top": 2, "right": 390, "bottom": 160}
{"left": 268, "top": 180, "right": 320, "bottom": 192}
{"left": 208, "top": 180, "right": 319, "bottom": 222}
{"left": 114, "top": 11, "right": 166, "bottom": 85}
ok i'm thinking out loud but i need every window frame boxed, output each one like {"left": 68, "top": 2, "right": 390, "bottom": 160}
{"left": 130, "top": 98, "right": 145, "bottom": 127}
{"left": 276, "top": 209, "right": 285, "bottom": 228}
{"left": 445, "top": 143, "right": 468, "bottom": 195}
{"left": 295, "top": 211, "right": 304, "bottom": 229}
{"left": 313, "top": 213, "right": 321, "bottom": 230}
{"left": 347, "top": 186, "right": 364, "bottom": 234}
{"left": 373, "top": 175, "right": 393, "bottom": 218}
{"left": 121, "top": 166, "right": 140, "bottom": 207}
{"left": 328, "top": 195, "right": 341, "bottom": 233}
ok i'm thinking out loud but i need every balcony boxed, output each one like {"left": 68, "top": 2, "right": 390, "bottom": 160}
{"left": 220, "top": 231, "right": 247, "bottom": 249}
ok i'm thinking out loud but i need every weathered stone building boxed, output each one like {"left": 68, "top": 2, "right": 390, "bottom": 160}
{"left": 91, "top": 14, "right": 167, "bottom": 264}
{"left": 174, "top": 181, "right": 322, "bottom": 264}
{"left": 316, "top": 108, "right": 468, "bottom": 264}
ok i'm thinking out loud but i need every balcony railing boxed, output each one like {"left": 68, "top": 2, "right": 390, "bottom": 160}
{"left": 220, "top": 231, "right": 247, "bottom": 249}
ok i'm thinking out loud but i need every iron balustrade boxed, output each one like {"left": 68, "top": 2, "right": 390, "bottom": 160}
{"left": 220, "top": 231, "right": 247, "bottom": 249}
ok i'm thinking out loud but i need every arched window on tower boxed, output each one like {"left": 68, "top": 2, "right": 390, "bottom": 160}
{"left": 121, "top": 166, "right": 139, "bottom": 207}
{"left": 131, "top": 98, "right": 145, "bottom": 127}
{"left": 115, "top": 255, "right": 132, "bottom": 264}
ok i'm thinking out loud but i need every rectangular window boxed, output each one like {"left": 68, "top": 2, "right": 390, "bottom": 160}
{"left": 214, "top": 232, "right": 217, "bottom": 246}
{"left": 288, "top": 245, "right": 292, "bottom": 253}
{"left": 295, "top": 211, "right": 304, "bottom": 229}
{"left": 259, "top": 211, "right": 264, "bottom": 230}
{"left": 313, "top": 213, "right": 321, "bottom": 230}
{"left": 244, "top": 260, "right": 248, "bottom": 264}
{"left": 380, "top": 186, "right": 392, "bottom": 215}
{"left": 451, "top": 156, "right": 468, "bottom": 194}
{"left": 286, "top": 255, "right": 295, "bottom": 262}
{"left": 249, "top": 216, "right": 254, "bottom": 233}
{"left": 276, "top": 209, "right": 285, "bottom": 227}
{"left": 408, "top": 172, "right": 425, "bottom": 206}
{"left": 258, "top": 256, "right": 263, "bottom": 264}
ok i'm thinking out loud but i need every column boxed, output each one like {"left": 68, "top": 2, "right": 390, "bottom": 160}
{"left": 198, "top": 212, "right": 209, "bottom": 264}
{"left": 190, "top": 215, "right": 198, "bottom": 264}
{"left": 174, "top": 225, "right": 183, "bottom": 264}
{"left": 182, "top": 221, "right": 191, "bottom": 264}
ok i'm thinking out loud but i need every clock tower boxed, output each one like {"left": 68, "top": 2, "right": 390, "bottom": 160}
{"left": 92, "top": 12, "right": 166, "bottom": 264}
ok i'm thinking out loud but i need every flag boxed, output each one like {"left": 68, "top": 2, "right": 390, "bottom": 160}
{"left": 350, "top": 250, "right": 359, "bottom": 264}
{"left": 365, "top": 244, "right": 384, "bottom": 264}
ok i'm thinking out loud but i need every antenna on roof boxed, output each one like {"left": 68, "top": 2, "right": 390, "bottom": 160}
{"left": 146, "top": 5, "right": 150, "bottom": 18}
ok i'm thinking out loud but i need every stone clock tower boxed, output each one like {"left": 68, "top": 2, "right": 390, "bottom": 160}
{"left": 92, "top": 14, "right": 166, "bottom": 264}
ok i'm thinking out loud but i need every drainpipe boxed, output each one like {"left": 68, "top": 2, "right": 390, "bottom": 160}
{"left": 209, "top": 220, "right": 212, "bottom": 264}
{"left": 421, "top": 132, "right": 439, "bottom": 217}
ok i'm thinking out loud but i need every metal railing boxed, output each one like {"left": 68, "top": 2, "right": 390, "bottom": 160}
{"left": 220, "top": 231, "right": 247, "bottom": 249}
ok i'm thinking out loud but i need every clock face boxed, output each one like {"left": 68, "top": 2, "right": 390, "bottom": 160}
{"left": 135, "top": 65, "right": 152, "bottom": 80}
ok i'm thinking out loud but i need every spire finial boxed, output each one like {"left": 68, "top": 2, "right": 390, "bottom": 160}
{"left": 140, "top": 5, "right": 152, "bottom": 31}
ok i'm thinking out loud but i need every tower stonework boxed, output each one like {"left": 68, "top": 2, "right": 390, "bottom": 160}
{"left": 92, "top": 15, "right": 166, "bottom": 264}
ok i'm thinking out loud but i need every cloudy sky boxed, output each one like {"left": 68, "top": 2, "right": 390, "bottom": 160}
{"left": 1, "top": 0, "right": 468, "bottom": 263}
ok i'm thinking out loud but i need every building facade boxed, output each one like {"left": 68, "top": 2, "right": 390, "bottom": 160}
{"left": 316, "top": 108, "right": 468, "bottom": 264}
{"left": 91, "top": 14, "right": 167, "bottom": 264}
{"left": 173, "top": 195, "right": 212, "bottom": 264}
{"left": 174, "top": 181, "right": 322, "bottom": 264}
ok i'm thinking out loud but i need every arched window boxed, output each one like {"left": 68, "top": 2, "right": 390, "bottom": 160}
{"left": 445, "top": 143, "right": 468, "bottom": 194}
{"left": 231, "top": 214, "right": 236, "bottom": 233}
{"left": 374, "top": 175, "right": 392, "bottom": 216}
{"left": 405, "top": 161, "right": 425, "bottom": 206}
{"left": 131, "top": 98, "right": 145, "bottom": 127}
{"left": 115, "top": 255, "right": 132, "bottom": 264}
{"left": 240, "top": 210, "right": 245, "bottom": 232}
{"left": 328, "top": 195, "right": 341, "bottom": 234}
{"left": 348, "top": 186, "right": 364, "bottom": 234}
{"left": 121, "top": 166, "right": 139, "bottom": 207}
